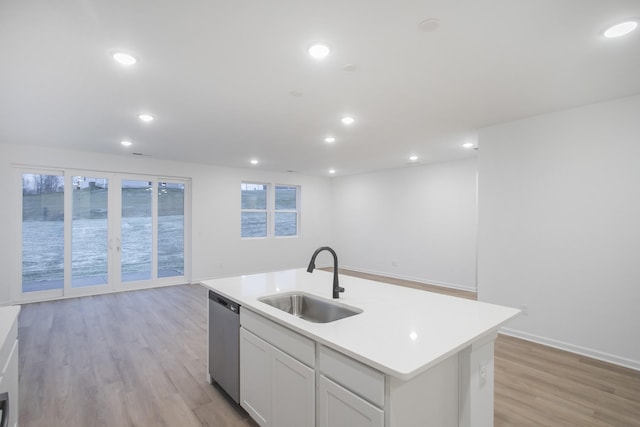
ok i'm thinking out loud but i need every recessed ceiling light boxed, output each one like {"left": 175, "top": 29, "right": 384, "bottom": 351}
{"left": 120, "top": 140, "right": 132, "bottom": 147}
{"left": 409, "top": 155, "right": 418, "bottom": 161}
{"left": 418, "top": 18, "right": 440, "bottom": 32}
{"left": 112, "top": 52, "right": 137, "bottom": 66}
{"left": 341, "top": 116, "right": 355, "bottom": 125}
{"left": 324, "top": 136, "right": 336, "bottom": 143}
{"left": 462, "top": 142, "right": 474, "bottom": 148}
{"left": 328, "top": 169, "right": 336, "bottom": 174}
{"left": 308, "top": 43, "right": 330, "bottom": 59}
{"left": 604, "top": 21, "right": 638, "bottom": 38}
{"left": 250, "top": 159, "right": 259, "bottom": 165}
{"left": 138, "top": 114, "right": 154, "bottom": 122}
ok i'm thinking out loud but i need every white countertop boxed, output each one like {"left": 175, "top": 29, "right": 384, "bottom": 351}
{"left": 201, "top": 269, "right": 519, "bottom": 380}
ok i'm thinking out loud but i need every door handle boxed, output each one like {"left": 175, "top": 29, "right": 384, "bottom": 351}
{"left": 0, "top": 392, "right": 9, "bottom": 427}
{"left": 108, "top": 238, "right": 121, "bottom": 252}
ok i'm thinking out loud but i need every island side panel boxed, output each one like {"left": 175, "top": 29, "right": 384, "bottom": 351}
{"left": 458, "top": 333, "right": 497, "bottom": 427}
{"left": 387, "top": 352, "right": 459, "bottom": 427}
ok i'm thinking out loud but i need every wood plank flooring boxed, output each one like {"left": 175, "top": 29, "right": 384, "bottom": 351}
{"left": 18, "top": 277, "right": 640, "bottom": 426}
{"left": 19, "top": 285, "right": 256, "bottom": 427}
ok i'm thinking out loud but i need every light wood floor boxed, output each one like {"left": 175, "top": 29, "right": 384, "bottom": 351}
{"left": 19, "top": 285, "right": 257, "bottom": 427}
{"left": 19, "top": 276, "right": 640, "bottom": 426}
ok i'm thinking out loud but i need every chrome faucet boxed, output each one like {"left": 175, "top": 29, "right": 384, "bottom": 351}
{"left": 306, "top": 246, "right": 345, "bottom": 299}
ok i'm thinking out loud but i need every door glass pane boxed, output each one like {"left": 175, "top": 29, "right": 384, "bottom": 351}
{"left": 158, "top": 182, "right": 184, "bottom": 278}
{"left": 121, "top": 180, "right": 152, "bottom": 282}
{"left": 72, "top": 176, "right": 108, "bottom": 287}
{"left": 22, "top": 173, "right": 64, "bottom": 292}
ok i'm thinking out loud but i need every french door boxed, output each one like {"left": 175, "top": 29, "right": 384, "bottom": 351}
{"left": 20, "top": 169, "right": 188, "bottom": 301}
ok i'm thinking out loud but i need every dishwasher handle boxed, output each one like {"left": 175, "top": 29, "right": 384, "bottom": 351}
{"left": 209, "top": 290, "right": 240, "bottom": 314}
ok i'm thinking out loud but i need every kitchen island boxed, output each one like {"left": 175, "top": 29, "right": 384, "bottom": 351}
{"left": 201, "top": 269, "right": 519, "bottom": 427}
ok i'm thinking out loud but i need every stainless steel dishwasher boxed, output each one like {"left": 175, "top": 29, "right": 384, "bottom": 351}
{"left": 208, "top": 290, "right": 240, "bottom": 403}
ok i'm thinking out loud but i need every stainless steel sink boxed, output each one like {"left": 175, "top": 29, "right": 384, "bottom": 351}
{"left": 258, "top": 292, "right": 362, "bottom": 323}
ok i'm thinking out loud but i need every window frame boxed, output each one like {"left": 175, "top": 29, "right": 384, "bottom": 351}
{"left": 240, "top": 181, "right": 300, "bottom": 239}
{"left": 14, "top": 166, "right": 191, "bottom": 303}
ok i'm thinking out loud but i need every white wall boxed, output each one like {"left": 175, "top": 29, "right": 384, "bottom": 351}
{"left": 478, "top": 94, "right": 640, "bottom": 370}
{"left": 0, "top": 143, "right": 333, "bottom": 304}
{"left": 331, "top": 158, "right": 478, "bottom": 291}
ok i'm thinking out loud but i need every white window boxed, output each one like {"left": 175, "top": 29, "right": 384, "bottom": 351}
{"left": 241, "top": 183, "right": 299, "bottom": 238}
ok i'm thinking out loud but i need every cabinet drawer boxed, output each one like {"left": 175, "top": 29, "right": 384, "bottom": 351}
{"left": 319, "top": 345, "right": 384, "bottom": 407}
{"left": 241, "top": 309, "right": 315, "bottom": 367}
{"left": 319, "top": 375, "right": 384, "bottom": 427}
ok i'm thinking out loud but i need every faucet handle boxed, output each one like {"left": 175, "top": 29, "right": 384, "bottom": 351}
{"left": 337, "top": 286, "right": 345, "bottom": 293}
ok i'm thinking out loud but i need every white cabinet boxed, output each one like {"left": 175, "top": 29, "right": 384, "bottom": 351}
{"left": 0, "top": 306, "right": 20, "bottom": 427}
{"left": 271, "top": 344, "right": 315, "bottom": 427}
{"left": 240, "top": 328, "right": 270, "bottom": 426}
{"left": 318, "top": 345, "right": 385, "bottom": 427}
{"left": 240, "top": 311, "right": 315, "bottom": 427}
{"left": 238, "top": 310, "right": 468, "bottom": 427}
{"left": 318, "top": 375, "right": 384, "bottom": 427}
{"left": 317, "top": 344, "right": 460, "bottom": 427}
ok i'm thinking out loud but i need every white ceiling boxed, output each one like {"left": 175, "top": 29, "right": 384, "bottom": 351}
{"left": 1, "top": 0, "right": 639, "bottom": 177}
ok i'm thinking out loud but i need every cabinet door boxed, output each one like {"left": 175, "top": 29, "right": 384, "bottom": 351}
{"left": 271, "top": 346, "right": 315, "bottom": 427}
{"left": 319, "top": 375, "right": 384, "bottom": 427}
{"left": 240, "top": 328, "right": 270, "bottom": 426}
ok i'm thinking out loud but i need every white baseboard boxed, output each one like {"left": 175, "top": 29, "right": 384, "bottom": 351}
{"left": 339, "top": 264, "right": 476, "bottom": 293}
{"left": 500, "top": 328, "right": 640, "bottom": 372}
